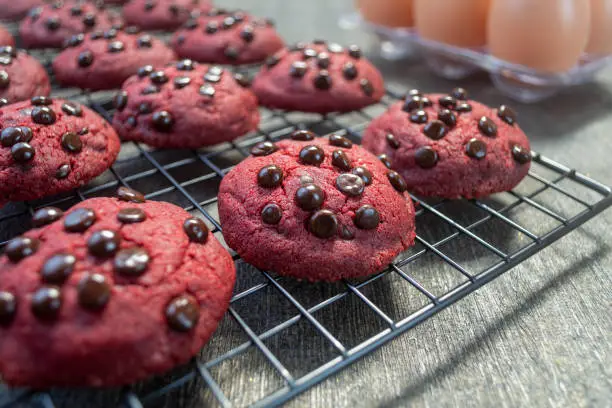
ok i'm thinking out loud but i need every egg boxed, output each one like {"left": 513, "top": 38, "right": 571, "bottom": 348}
{"left": 357, "top": 0, "right": 414, "bottom": 28}
{"left": 586, "top": 0, "right": 612, "bottom": 55}
{"left": 413, "top": 0, "right": 490, "bottom": 47}
{"left": 487, "top": 0, "right": 591, "bottom": 72}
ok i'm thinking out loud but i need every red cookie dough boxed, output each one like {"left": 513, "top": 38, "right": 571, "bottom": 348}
{"left": 19, "top": 1, "right": 121, "bottom": 49}
{"left": 0, "top": 47, "right": 51, "bottom": 104}
{"left": 218, "top": 132, "right": 416, "bottom": 282}
{"left": 123, "top": 0, "right": 212, "bottom": 31}
{"left": 0, "top": 26, "right": 15, "bottom": 46}
{"left": 53, "top": 29, "right": 176, "bottom": 91}
{"left": 170, "top": 10, "right": 284, "bottom": 65}
{"left": 0, "top": 0, "right": 43, "bottom": 21}
{"left": 362, "top": 89, "right": 532, "bottom": 199}
{"left": 0, "top": 98, "right": 120, "bottom": 206}
{"left": 112, "top": 60, "right": 260, "bottom": 149}
{"left": 252, "top": 41, "right": 384, "bottom": 113}
{"left": 0, "top": 192, "right": 236, "bottom": 387}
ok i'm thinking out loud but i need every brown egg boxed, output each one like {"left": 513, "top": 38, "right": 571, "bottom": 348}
{"left": 414, "top": 0, "right": 490, "bottom": 47}
{"left": 488, "top": 0, "right": 591, "bottom": 72}
{"left": 356, "top": 0, "right": 414, "bottom": 28}
{"left": 586, "top": 0, "right": 612, "bottom": 55}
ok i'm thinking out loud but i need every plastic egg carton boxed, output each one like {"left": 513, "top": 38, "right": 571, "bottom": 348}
{"left": 339, "top": 12, "right": 612, "bottom": 103}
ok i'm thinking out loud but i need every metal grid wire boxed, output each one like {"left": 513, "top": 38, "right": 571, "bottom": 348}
{"left": 1, "top": 24, "right": 612, "bottom": 408}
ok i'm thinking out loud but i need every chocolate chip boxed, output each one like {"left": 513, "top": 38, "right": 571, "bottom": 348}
{"left": 0, "top": 70, "right": 9, "bottom": 89}
{"left": 240, "top": 25, "right": 255, "bottom": 42}
{"left": 137, "top": 65, "right": 154, "bottom": 77}
{"left": 302, "top": 48, "right": 317, "bottom": 59}
{"left": 152, "top": 111, "right": 174, "bottom": 132}
{"left": 56, "top": 164, "right": 70, "bottom": 179}
{"left": 82, "top": 13, "right": 96, "bottom": 28}
{"left": 0, "top": 46, "right": 16, "bottom": 58}
{"left": 348, "top": 44, "right": 362, "bottom": 59}
{"left": 438, "top": 109, "right": 456, "bottom": 128}
{"left": 78, "top": 273, "right": 111, "bottom": 311}
{"left": 403, "top": 96, "right": 427, "bottom": 112}
{"left": 359, "top": 79, "right": 374, "bottom": 96}
{"left": 439, "top": 96, "right": 457, "bottom": 109}
{"left": 388, "top": 171, "right": 407, "bottom": 192}
{"left": 379, "top": 154, "right": 392, "bottom": 169}
{"left": 31, "top": 96, "right": 52, "bottom": 106}
{"left": 11, "top": 142, "right": 35, "bottom": 163}
{"left": 409, "top": 110, "right": 428, "bottom": 124}
{"left": 340, "top": 226, "right": 354, "bottom": 240}
{"left": 232, "top": 12, "right": 246, "bottom": 22}
{"left": 0, "top": 55, "right": 11, "bottom": 66}
{"left": 291, "top": 129, "right": 315, "bottom": 141}
{"left": 150, "top": 70, "right": 168, "bottom": 84}
{"left": 251, "top": 141, "right": 278, "bottom": 156}
{"left": 61, "top": 102, "right": 82, "bottom": 117}
{"left": 465, "top": 138, "right": 487, "bottom": 159}
{"left": 204, "top": 21, "right": 218, "bottom": 33}
{"left": 451, "top": 87, "right": 468, "bottom": 100}
{"left": 173, "top": 76, "right": 191, "bottom": 89}
{"left": 478, "top": 116, "right": 497, "bottom": 137}
{"left": 165, "top": 295, "right": 200, "bottom": 332}
{"left": 41, "top": 253, "right": 75, "bottom": 284}
{"left": 299, "top": 145, "right": 325, "bottom": 166}
{"left": 329, "top": 134, "right": 353, "bottom": 148}
{"left": 353, "top": 205, "right": 381, "bottom": 230}
{"left": 176, "top": 59, "right": 194, "bottom": 71}
{"left": 336, "top": 173, "right": 364, "bottom": 196}
{"left": 199, "top": 84, "right": 215, "bottom": 98}
{"left": 234, "top": 73, "right": 251, "bottom": 87}
{"left": 31, "top": 286, "right": 62, "bottom": 320}
{"left": 90, "top": 31, "right": 104, "bottom": 40}
{"left": 168, "top": 4, "right": 181, "bottom": 15}
{"left": 317, "top": 52, "right": 330, "bottom": 69}
{"left": 88, "top": 230, "right": 121, "bottom": 257}
{"left": 141, "top": 85, "right": 159, "bottom": 95}
{"left": 137, "top": 35, "right": 153, "bottom": 48}
{"left": 224, "top": 46, "right": 239, "bottom": 61}
{"left": 498, "top": 105, "right": 517, "bottom": 126}
{"left": 114, "top": 248, "right": 150, "bottom": 276}
{"left": 290, "top": 61, "right": 308, "bottom": 78}
{"left": 46, "top": 17, "right": 61, "bottom": 31}
{"left": 117, "top": 187, "right": 145, "bottom": 203}
{"left": 314, "top": 70, "right": 332, "bottom": 90}
{"left": 295, "top": 184, "right": 325, "bottom": 210}
{"left": 327, "top": 43, "right": 343, "bottom": 53}
{"left": 386, "top": 133, "right": 400, "bottom": 149}
{"left": 204, "top": 72, "right": 221, "bottom": 83}
{"left": 78, "top": 127, "right": 88, "bottom": 135}
{"left": 32, "top": 207, "right": 63, "bottom": 227}
{"left": 183, "top": 218, "right": 209, "bottom": 243}
{"left": 5, "top": 236, "right": 39, "bottom": 262}
{"left": 289, "top": 42, "right": 307, "bottom": 52}
{"left": 144, "top": 0, "right": 156, "bottom": 10}
{"left": 261, "top": 203, "right": 282, "bottom": 225}
{"left": 332, "top": 150, "right": 352, "bottom": 171}
{"left": 70, "top": 4, "right": 83, "bottom": 15}
{"left": 103, "top": 29, "right": 117, "bottom": 40}
{"left": 512, "top": 144, "right": 531, "bottom": 164}
{"left": 455, "top": 102, "right": 472, "bottom": 113}
{"left": 1, "top": 127, "right": 32, "bottom": 147}
{"left": 222, "top": 16, "right": 236, "bottom": 29}
{"left": 0, "top": 292, "right": 16, "bottom": 326}
{"left": 115, "top": 208, "right": 146, "bottom": 224}
{"left": 31, "top": 106, "right": 56, "bottom": 125}
{"left": 414, "top": 146, "right": 438, "bottom": 169}
{"left": 423, "top": 120, "right": 448, "bottom": 140}
{"left": 138, "top": 102, "right": 152, "bottom": 114}
{"left": 257, "top": 165, "right": 283, "bottom": 188}
{"left": 0, "top": 98, "right": 8, "bottom": 107}
{"left": 265, "top": 55, "right": 280, "bottom": 67}
{"left": 342, "top": 62, "right": 358, "bottom": 80}
{"left": 113, "top": 91, "right": 128, "bottom": 111}
{"left": 61, "top": 132, "right": 82, "bottom": 153}
{"left": 208, "top": 66, "right": 223, "bottom": 76}
{"left": 352, "top": 166, "right": 373, "bottom": 186}
{"left": 309, "top": 210, "right": 338, "bottom": 239}
{"left": 78, "top": 51, "right": 94, "bottom": 67}
{"left": 64, "top": 208, "right": 96, "bottom": 232}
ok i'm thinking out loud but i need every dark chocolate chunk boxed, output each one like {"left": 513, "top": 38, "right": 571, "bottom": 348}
{"left": 61, "top": 132, "right": 82, "bottom": 153}
{"left": 32, "top": 207, "right": 63, "bottom": 227}
{"left": 414, "top": 146, "right": 438, "bottom": 169}
{"left": 290, "top": 61, "right": 308, "bottom": 78}
{"left": 332, "top": 150, "right": 352, "bottom": 171}
{"left": 386, "top": 133, "right": 400, "bottom": 149}
{"left": 82, "top": 13, "right": 96, "bottom": 28}
{"left": 56, "top": 164, "right": 70, "bottom": 179}
{"left": 354, "top": 205, "right": 380, "bottom": 230}
{"left": 233, "top": 73, "right": 251, "bottom": 87}
{"left": 151, "top": 111, "right": 174, "bottom": 132}
{"left": 117, "top": 208, "right": 146, "bottom": 224}
{"left": 465, "top": 138, "right": 487, "bottom": 159}
{"left": 165, "top": 295, "right": 200, "bottom": 332}
{"left": 141, "top": 85, "right": 159, "bottom": 95}
{"left": 78, "top": 50, "right": 94, "bottom": 67}
{"left": 11, "top": 142, "right": 35, "bottom": 163}
{"left": 40, "top": 253, "right": 75, "bottom": 284}
{"left": 88, "top": 230, "right": 121, "bottom": 257}
{"left": 438, "top": 109, "right": 456, "bottom": 128}
{"left": 348, "top": 44, "right": 362, "bottom": 59}
{"left": 295, "top": 184, "right": 325, "bottom": 210}
{"left": 224, "top": 46, "right": 239, "bottom": 61}
{"left": 5, "top": 236, "right": 39, "bottom": 262}
{"left": 77, "top": 273, "right": 111, "bottom": 311}
{"left": 352, "top": 166, "right": 373, "bottom": 185}
{"left": 317, "top": 52, "right": 330, "bottom": 69}
{"left": 379, "top": 154, "right": 392, "bottom": 169}
{"left": 455, "top": 102, "right": 472, "bottom": 113}
{"left": 0, "top": 70, "right": 8, "bottom": 89}
{"left": 149, "top": 70, "right": 168, "bottom": 85}
{"left": 176, "top": 59, "right": 194, "bottom": 71}
{"left": 299, "top": 145, "right": 325, "bottom": 166}
{"left": 0, "top": 292, "right": 16, "bottom": 326}
{"left": 257, "top": 165, "right": 283, "bottom": 188}
{"left": 423, "top": 120, "right": 448, "bottom": 140}
{"left": 329, "top": 134, "right": 353, "bottom": 149}
{"left": 387, "top": 171, "right": 407, "bottom": 192}
{"left": 1, "top": 127, "right": 32, "bottom": 147}
{"left": 137, "top": 65, "right": 154, "bottom": 77}
{"left": 409, "top": 110, "right": 428, "bottom": 124}
{"left": 314, "top": 70, "right": 332, "bottom": 90}
{"left": 46, "top": 17, "right": 61, "bottom": 31}
{"left": 64, "top": 208, "right": 97, "bottom": 232}
{"left": 61, "top": 102, "right": 82, "bottom": 117}
{"left": 360, "top": 79, "right": 374, "bottom": 96}
{"left": 450, "top": 87, "right": 468, "bottom": 100}
{"left": 498, "top": 105, "right": 517, "bottom": 126}
{"left": 137, "top": 35, "right": 153, "bottom": 48}
{"left": 309, "top": 210, "right": 338, "bottom": 239}
{"left": 31, "top": 286, "right": 62, "bottom": 320}
{"left": 302, "top": 48, "right": 317, "bottom": 59}
{"left": 251, "top": 141, "right": 278, "bottom": 156}
{"left": 31, "top": 106, "right": 56, "bottom": 125}
{"left": 183, "top": 217, "right": 209, "bottom": 243}
{"left": 199, "top": 84, "right": 215, "bottom": 97}
{"left": 290, "top": 129, "right": 315, "bottom": 141}
{"left": 117, "top": 187, "right": 145, "bottom": 203}
{"left": 174, "top": 76, "right": 191, "bottom": 89}
{"left": 438, "top": 95, "right": 457, "bottom": 109}
{"left": 511, "top": 144, "right": 531, "bottom": 164}
{"left": 327, "top": 43, "right": 343, "bottom": 53}
{"left": 261, "top": 203, "right": 282, "bottom": 225}
{"left": 265, "top": 55, "right": 280, "bottom": 67}
{"left": 205, "top": 21, "right": 218, "bottom": 33}
{"left": 240, "top": 25, "right": 254, "bottom": 42}
{"left": 342, "top": 62, "right": 358, "bottom": 80}
{"left": 478, "top": 116, "right": 497, "bottom": 137}
{"left": 31, "top": 96, "right": 52, "bottom": 106}
{"left": 114, "top": 248, "right": 150, "bottom": 276}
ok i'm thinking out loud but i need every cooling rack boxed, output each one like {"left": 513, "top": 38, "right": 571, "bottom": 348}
{"left": 1, "top": 23, "right": 612, "bottom": 408}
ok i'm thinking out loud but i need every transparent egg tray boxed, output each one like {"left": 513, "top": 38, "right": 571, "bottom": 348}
{"left": 339, "top": 12, "right": 612, "bottom": 103}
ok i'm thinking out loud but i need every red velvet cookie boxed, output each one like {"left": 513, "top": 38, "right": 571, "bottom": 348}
{"left": 0, "top": 98, "right": 120, "bottom": 206}
{"left": 0, "top": 25, "right": 15, "bottom": 46}
{"left": 0, "top": 0, "right": 43, "bottom": 21}
{"left": 19, "top": 1, "right": 121, "bottom": 49}
{"left": 123, "top": 0, "right": 212, "bottom": 31}
{"left": 112, "top": 60, "right": 260, "bottom": 149}
{"left": 0, "top": 190, "right": 236, "bottom": 387}
{"left": 218, "top": 132, "right": 416, "bottom": 282}
{"left": 252, "top": 41, "right": 384, "bottom": 113}
{"left": 170, "top": 10, "right": 284, "bottom": 65}
{"left": 0, "top": 47, "right": 51, "bottom": 104}
{"left": 53, "top": 28, "right": 176, "bottom": 91}
{"left": 362, "top": 89, "right": 532, "bottom": 199}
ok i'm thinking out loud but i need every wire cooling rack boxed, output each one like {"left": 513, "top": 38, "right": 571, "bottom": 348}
{"left": 1, "top": 23, "right": 612, "bottom": 408}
